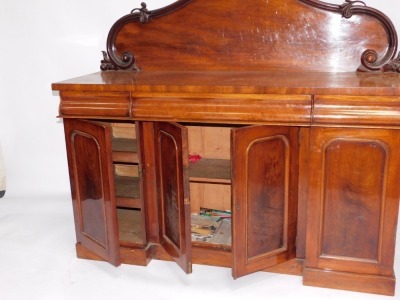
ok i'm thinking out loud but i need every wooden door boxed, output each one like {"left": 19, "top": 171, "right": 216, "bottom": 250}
{"left": 231, "top": 126, "right": 299, "bottom": 278}
{"left": 64, "top": 119, "right": 121, "bottom": 266}
{"left": 304, "top": 127, "right": 400, "bottom": 293}
{"left": 154, "top": 122, "right": 192, "bottom": 273}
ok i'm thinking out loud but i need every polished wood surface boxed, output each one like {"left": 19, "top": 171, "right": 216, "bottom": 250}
{"left": 59, "top": 90, "right": 131, "bottom": 117}
{"left": 64, "top": 119, "right": 121, "bottom": 266}
{"left": 154, "top": 122, "right": 192, "bottom": 274}
{"left": 305, "top": 128, "right": 400, "bottom": 286}
{"left": 232, "top": 126, "right": 299, "bottom": 278}
{"left": 54, "top": 72, "right": 400, "bottom": 125}
{"left": 303, "top": 267, "right": 396, "bottom": 296}
{"left": 296, "top": 127, "right": 310, "bottom": 259}
{"left": 54, "top": 71, "right": 400, "bottom": 95}
{"left": 322, "top": 140, "right": 385, "bottom": 261}
{"left": 105, "top": 0, "right": 390, "bottom": 72}
{"left": 137, "top": 122, "right": 160, "bottom": 245}
{"left": 313, "top": 95, "right": 400, "bottom": 127}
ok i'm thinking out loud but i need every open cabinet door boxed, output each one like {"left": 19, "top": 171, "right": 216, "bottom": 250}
{"left": 154, "top": 122, "right": 192, "bottom": 273}
{"left": 231, "top": 126, "right": 299, "bottom": 278}
{"left": 64, "top": 119, "right": 121, "bottom": 266}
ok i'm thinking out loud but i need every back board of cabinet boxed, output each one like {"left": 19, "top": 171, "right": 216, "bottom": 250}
{"left": 100, "top": 0, "right": 399, "bottom": 73}
{"left": 53, "top": 0, "right": 400, "bottom": 296}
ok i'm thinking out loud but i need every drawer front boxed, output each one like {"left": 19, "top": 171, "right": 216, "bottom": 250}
{"left": 313, "top": 95, "right": 400, "bottom": 128}
{"left": 131, "top": 94, "right": 312, "bottom": 125}
{"left": 59, "top": 91, "right": 131, "bottom": 118}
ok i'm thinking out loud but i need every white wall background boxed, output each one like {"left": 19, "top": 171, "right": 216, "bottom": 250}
{"left": 0, "top": 0, "right": 399, "bottom": 196}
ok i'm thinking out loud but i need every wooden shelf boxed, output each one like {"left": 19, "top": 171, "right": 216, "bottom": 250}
{"left": 116, "top": 197, "right": 141, "bottom": 209}
{"left": 117, "top": 208, "right": 143, "bottom": 245}
{"left": 115, "top": 175, "right": 141, "bottom": 209}
{"left": 112, "top": 138, "right": 139, "bottom": 163}
{"left": 189, "top": 158, "right": 231, "bottom": 184}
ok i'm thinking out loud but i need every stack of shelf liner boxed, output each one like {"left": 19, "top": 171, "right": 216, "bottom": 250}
{"left": 191, "top": 208, "right": 232, "bottom": 245}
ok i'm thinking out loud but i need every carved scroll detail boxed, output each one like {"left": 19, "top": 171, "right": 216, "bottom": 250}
{"left": 100, "top": 51, "right": 137, "bottom": 71}
{"left": 100, "top": 0, "right": 193, "bottom": 71}
{"left": 382, "top": 52, "right": 400, "bottom": 73}
{"left": 299, "top": 0, "right": 400, "bottom": 73}
{"left": 131, "top": 2, "right": 150, "bottom": 24}
{"left": 340, "top": 0, "right": 366, "bottom": 19}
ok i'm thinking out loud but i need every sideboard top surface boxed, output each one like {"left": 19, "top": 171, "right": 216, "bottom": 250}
{"left": 52, "top": 71, "right": 400, "bottom": 96}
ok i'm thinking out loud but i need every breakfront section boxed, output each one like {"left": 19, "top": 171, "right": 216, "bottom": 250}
{"left": 62, "top": 117, "right": 301, "bottom": 276}
{"left": 303, "top": 127, "right": 400, "bottom": 295}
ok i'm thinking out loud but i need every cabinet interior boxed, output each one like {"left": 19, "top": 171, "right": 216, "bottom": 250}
{"left": 186, "top": 123, "right": 237, "bottom": 247}
{"left": 111, "top": 122, "right": 144, "bottom": 247}
{"left": 186, "top": 124, "right": 232, "bottom": 212}
{"left": 110, "top": 121, "right": 240, "bottom": 249}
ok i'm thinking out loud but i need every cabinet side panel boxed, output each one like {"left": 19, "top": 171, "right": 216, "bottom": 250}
{"left": 321, "top": 140, "right": 386, "bottom": 261}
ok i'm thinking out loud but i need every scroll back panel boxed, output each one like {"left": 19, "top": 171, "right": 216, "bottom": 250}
{"left": 114, "top": 0, "right": 387, "bottom": 72}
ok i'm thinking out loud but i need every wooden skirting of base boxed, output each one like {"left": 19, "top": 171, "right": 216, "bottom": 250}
{"left": 265, "top": 258, "right": 303, "bottom": 276}
{"left": 149, "top": 243, "right": 232, "bottom": 267}
{"left": 76, "top": 242, "right": 303, "bottom": 277}
{"left": 120, "top": 245, "right": 151, "bottom": 266}
{"left": 76, "top": 243, "right": 105, "bottom": 262}
{"left": 76, "top": 243, "right": 151, "bottom": 266}
{"left": 192, "top": 245, "right": 231, "bottom": 267}
{"left": 303, "top": 267, "right": 395, "bottom": 296}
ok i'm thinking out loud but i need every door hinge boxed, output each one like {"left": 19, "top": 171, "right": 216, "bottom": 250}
{"left": 184, "top": 197, "right": 190, "bottom": 205}
{"left": 138, "top": 163, "right": 145, "bottom": 178}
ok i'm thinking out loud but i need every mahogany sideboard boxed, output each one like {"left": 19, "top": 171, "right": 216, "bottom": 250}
{"left": 52, "top": 0, "right": 400, "bottom": 296}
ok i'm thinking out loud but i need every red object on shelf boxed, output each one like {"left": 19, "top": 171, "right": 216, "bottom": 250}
{"left": 189, "top": 154, "right": 202, "bottom": 163}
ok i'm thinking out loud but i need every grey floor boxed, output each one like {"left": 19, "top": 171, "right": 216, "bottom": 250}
{"left": 0, "top": 193, "right": 398, "bottom": 300}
